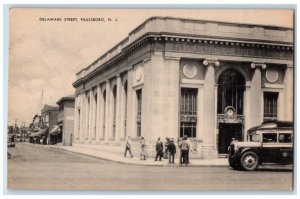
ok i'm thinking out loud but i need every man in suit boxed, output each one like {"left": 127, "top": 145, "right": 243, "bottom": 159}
{"left": 155, "top": 137, "right": 164, "bottom": 161}
{"left": 167, "top": 138, "right": 176, "bottom": 164}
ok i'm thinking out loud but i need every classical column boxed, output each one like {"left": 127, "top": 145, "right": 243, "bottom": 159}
{"left": 104, "top": 80, "right": 110, "bottom": 142}
{"left": 249, "top": 63, "right": 264, "bottom": 127}
{"left": 244, "top": 85, "right": 251, "bottom": 137}
{"left": 96, "top": 85, "right": 101, "bottom": 141}
{"left": 119, "top": 80, "right": 125, "bottom": 139}
{"left": 246, "top": 63, "right": 267, "bottom": 127}
{"left": 202, "top": 59, "right": 219, "bottom": 157}
{"left": 284, "top": 65, "right": 293, "bottom": 121}
{"left": 73, "top": 95, "right": 78, "bottom": 141}
{"left": 84, "top": 92, "right": 89, "bottom": 140}
{"left": 115, "top": 75, "right": 122, "bottom": 143}
{"left": 93, "top": 89, "right": 97, "bottom": 140}
{"left": 90, "top": 90, "right": 95, "bottom": 140}
{"left": 79, "top": 94, "right": 84, "bottom": 141}
{"left": 126, "top": 67, "right": 133, "bottom": 138}
{"left": 88, "top": 90, "right": 93, "bottom": 141}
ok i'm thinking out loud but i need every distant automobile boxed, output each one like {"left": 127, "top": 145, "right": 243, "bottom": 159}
{"left": 8, "top": 133, "right": 15, "bottom": 147}
{"left": 228, "top": 121, "right": 293, "bottom": 171}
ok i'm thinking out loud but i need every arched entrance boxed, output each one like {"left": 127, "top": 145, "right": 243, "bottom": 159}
{"left": 217, "top": 69, "right": 246, "bottom": 154}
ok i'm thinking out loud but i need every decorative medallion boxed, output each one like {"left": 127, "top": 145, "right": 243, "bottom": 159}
{"left": 266, "top": 69, "right": 279, "bottom": 83}
{"left": 136, "top": 67, "right": 142, "bottom": 81}
{"left": 183, "top": 64, "right": 198, "bottom": 79}
{"left": 224, "top": 106, "right": 237, "bottom": 121}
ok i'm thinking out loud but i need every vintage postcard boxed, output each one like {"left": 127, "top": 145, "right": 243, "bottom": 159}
{"left": 7, "top": 8, "right": 294, "bottom": 191}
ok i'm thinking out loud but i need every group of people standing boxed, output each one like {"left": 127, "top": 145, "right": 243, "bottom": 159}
{"left": 124, "top": 135, "right": 191, "bottom": 165}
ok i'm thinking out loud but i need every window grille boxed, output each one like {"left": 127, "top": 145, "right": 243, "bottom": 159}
{"left": 180, "top": 88, "right": 197, "bottom": 138}
{"left": 136, "top": 89, "right": 142, "bottom": 137}
{"left": 264, "top": 92, "right": 278, "bottom": 122}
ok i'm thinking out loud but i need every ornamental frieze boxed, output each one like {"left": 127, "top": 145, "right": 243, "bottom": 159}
{"left": 165, "top": 42, "right": 293, "bottom": 60}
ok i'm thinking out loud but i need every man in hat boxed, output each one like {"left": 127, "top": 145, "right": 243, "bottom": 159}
{"left": 167, "top": 138, "right": 176, "bottom": 164}
{"left": 179, "top": 135, "right": 190, "bottom": 165}
{"left": 155, "top": 137, "right": 164, "bottom": 161}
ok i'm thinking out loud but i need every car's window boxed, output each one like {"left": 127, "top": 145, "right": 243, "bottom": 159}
{"left": 249, "top": 134, "right": 260, "bottom": 142}
{"left": 278, "top": 133, "right": 292, "bottom": 143}
{"left": 262, "top": 133, "right": 277, "bottom": 143}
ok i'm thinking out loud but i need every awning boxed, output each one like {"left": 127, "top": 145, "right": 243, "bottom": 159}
{"left": 28, "top": 131, "right": 36, "bottom": 137}
{"left": 50, "top": 125, "right": 61, "bottom": 136}
{"left": 32, "top": 128, "right": 48, "bottom": 138}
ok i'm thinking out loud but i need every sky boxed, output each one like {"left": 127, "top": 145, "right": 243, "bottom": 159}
{"left": 7, "top": 8, "right": 293, "bottom": 126}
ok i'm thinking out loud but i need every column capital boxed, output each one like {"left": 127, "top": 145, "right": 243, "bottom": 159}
{"left": 203, "top": 59, "right": 220, "bottom": 67}
{"left": 251, "top": 62, "right": 267, "bottom": 70}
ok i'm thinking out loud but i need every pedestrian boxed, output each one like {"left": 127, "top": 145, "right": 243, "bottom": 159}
{"left": 179, "top": 135, "right": 190, "bottom": 165}
{"left": 167, "top": 138, "right": 176, "bottom": 164}
{"left": 140, "top": 137, "right": 146, "bottom": 160}
{"left": 155, "top": 137, "right": 164, "bottom": 161}
{"left": 124, "top": 136, "right": 133, "bottom": 158}
{"left": 164, "top": 137, "right": 170, "bottom": 159}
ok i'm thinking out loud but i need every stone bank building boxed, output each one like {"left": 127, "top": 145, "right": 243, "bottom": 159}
{"left": 72, "top": 17, "right": 293, "bottom": 158}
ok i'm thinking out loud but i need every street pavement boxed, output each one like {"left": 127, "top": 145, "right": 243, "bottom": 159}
{"left": 7, "top": 142, "right": 293, "bottom": 192}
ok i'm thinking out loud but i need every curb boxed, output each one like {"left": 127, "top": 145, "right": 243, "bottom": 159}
{"left": 50, "top": 146, "right": 229, "bottom": 167}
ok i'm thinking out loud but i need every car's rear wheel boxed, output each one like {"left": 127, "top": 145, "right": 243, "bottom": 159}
{"left": 240, "top": 151, "right": 259, "bottom": 171}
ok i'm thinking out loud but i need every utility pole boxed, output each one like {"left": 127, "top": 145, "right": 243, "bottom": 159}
{"left": 41, "top": 90, "right": 44, "bottom": 115}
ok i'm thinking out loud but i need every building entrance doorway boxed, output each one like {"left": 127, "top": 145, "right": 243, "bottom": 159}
{"left": 217, "top": 68, "right": 245, "bottom": 154}
{"left": 218, "top": 123, "right": 243, "bottom": 154}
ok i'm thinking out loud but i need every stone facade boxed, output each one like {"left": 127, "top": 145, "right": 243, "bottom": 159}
{"left": 57, "top": 95, "right": 75, "bottom": 146}
{"left": 72, "top": 17, "right": 293, "bottom": 159}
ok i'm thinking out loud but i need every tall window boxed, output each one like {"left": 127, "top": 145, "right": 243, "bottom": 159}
{"left": 102, "top": 90, "right": 106, "bottom": 137}
{"left": 112, "top": 86, "right": 117, "bottom": 138}
{"left": 136, "top": 89, "right": 142, "bottom": 137}
{"left": 264, "top": 92, "right": 278, "bottom": 122}
{"left": 124, "top": 81, "right": 128, "bottom": 137}
{"left": 180, "top": 88, "right": 197, "bottom": 138}
{"left": 94, "top": 93, "right": 97, "bottom": 137}
{"left": 87, "top": 96, "right": 90, "bottom": 133}
{"left": 217, "top": 69, "right": 245, "bottom": 114}
{"left": 77, "top": 108, "right": 81, "bottom": 133}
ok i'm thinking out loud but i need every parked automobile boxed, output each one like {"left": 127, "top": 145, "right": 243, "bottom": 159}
{"left": 228, "top": 121, "right": 293, "bottom": 171}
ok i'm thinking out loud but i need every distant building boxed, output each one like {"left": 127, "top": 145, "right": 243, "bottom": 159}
{"left": 56, "top": 95, "right": 75, "bottom": 146}
{"left": 72, "top": 17, "right": 293, "bottom": 158}
{"left": 41, "top": 104, "right": 59, "bottom": 144}
{"left": 28, "top": 114, "right": 43, "bottom": 143}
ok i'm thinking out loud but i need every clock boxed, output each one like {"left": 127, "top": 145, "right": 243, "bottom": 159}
{"left": 224, "top": 106, "right": 237, "bottom": 120}
{"left": 227, "top": 109, "right": 234, "bottom": 116}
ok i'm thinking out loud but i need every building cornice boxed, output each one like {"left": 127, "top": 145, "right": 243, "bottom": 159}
{"left": 73, "top": 17, "right": 293, "bottom": 88}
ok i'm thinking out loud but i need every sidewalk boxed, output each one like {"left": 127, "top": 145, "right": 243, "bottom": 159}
{"left": 50, "top": 144, "right": 229, "bottom": 167}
